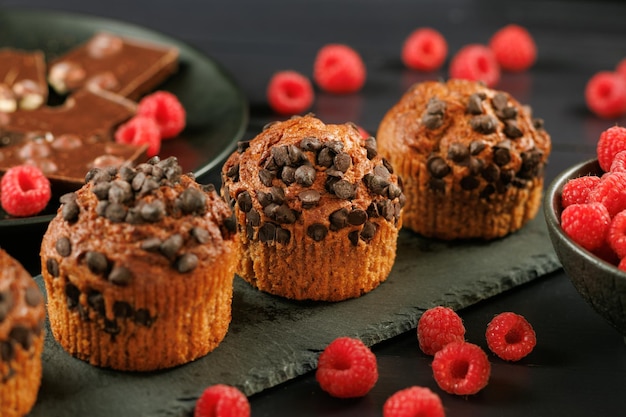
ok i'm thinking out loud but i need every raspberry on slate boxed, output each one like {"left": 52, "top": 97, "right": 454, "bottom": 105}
{"left": 431, "top": 341, "right": 491, "bottom": 395}
{"left": 267, "top": 70, "right": 314, "bottom": 116}
{"left": 383, "top": 386, "right": 445, "bottom": 417}
{"left": 313, "top": 44, "right": 366, "bottom": 94}
{"left": 401, "top": 27, "right": 448, "bottom": 72}
{"left": 449, "top": 44, "right": 500, "bottom": 87}
{"left": 194, "top": 384, "right": 250, "bottom": 417}
{"left": 137, "top": 90, "right": 186, "bottom": 139}
{"left": 489, "top": 24, "right": 537, "bottom": 72}
{"left": 115, "top": 115, "right": 162, "bottom": 157}
{"left": 485, "top": 312, "right": 536, "bottom": 362}
{"left": 587, "top": 171, "right": 626, "bottom": 217}
{"left": 584, "top": 71, "right": 626, "bottom": 119}
{"left": 315, "top": 336, "right": 378, "bottom": 398}
{"left": 560, "top": 202, "right": 611, "bottom": 252}
{"left": 597, "top": 125, "right": 626, "bottom": 172}
{"left": 560, "top": 175, "right": 601, "bottom": 208}
{"left": 0, "top": 164, "right": 52, "bottom": 217}
{"left": 417, "top": 306, "right": 466, "bottom": 356}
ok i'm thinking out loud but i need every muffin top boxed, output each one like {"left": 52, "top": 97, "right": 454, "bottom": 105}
{"left": 42, "top": 156, "right": 236, "bottom": 289}
{"left": 0, "top": 248, "right": 45, "bottom": 358}
{"left": 221, "top": 114, "right": 405, "bottom": 246}
{"left": 377, "top": 79, "right": 551, "bottom": 194}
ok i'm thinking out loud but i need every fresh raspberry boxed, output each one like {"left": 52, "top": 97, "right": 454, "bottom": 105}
{"left": 417, "top": 306, "right": 466, "bottom": 356}
{"left": 610, "top": 150, "right": 626, "bottom": 173}
{"left": 489, "top": 24, "right": 537, "bottom": 72}
{"left": 597, "top": 125, "right": 626, "bottom": 172}
{"left": 449, "top": 44, "right": 500, "bottom": 87}
{"left": 584, "top": 71, "right": 626, "bottom": 119}
{"left": 266, "top": 70, "right": 314, "bottom": 116}
{"left": 485, "top": 312, "right": 536, "bottom": 361}
{"left": 560, "top": 202, "right": 611, "bottom": 252}
{"left": 561, "top": 175, "right": 601, "bottom": 208}
{"left": 587, "top": 171, "right": 626, "bottom": 217}
{"left": 431, "top": 341, "right": 491, "bottom": 395}
{"left": 313, "top": 44, "right": 366, "bottom": 94}
{"left": 115, "top": 116, "right": 161, "bottom": 157}
{"left": 608, "top": 210, "right": 626, "bottom": 259}
{"left": 194, "top": 384, "right": 250, "bottom": 417}
{"left": 593, "top": 241, "right": 619, "bottom": 265}
{"left": 383, "top": 386, "right": 445, "bottom": 417}
{"left": 401, "top": 28, "right": 448, "bottom": 72}
{"left": 315, "top": 336, "right": 378, "bottom": 398}
{"left": 0, "top": 164, "right": 51, "bottom": 217}
{"left": 618, "top": 256, "right": 626, "bottom": 272}
{"left": 357, "top": 125, "right": 370, "bottom": 139}
{"left": 137, "top": 91, "right": 186, "bottom": 139}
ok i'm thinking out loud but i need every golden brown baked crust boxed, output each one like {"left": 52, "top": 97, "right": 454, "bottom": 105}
{"left": 0, "top": 248, "right": 45, "bottom": 417}
{"left": 377, "top": 79, "right": 551, "bottom": 240}
{"left": 40, "top": 156, "right": 237, "bottom": 371}
{"left": 221, "top": 114, "right": 405, "bottom": 301}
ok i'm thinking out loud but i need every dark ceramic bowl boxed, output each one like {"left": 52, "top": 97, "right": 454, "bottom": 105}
{"left": 544, "top": 158, "right": 626, "bottom": 336}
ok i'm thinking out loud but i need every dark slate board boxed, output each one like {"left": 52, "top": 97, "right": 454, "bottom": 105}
{"left": 29, "top": 213, "right": 560, "bottom": 417}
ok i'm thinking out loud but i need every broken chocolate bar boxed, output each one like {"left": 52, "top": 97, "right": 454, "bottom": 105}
{"left": 47, "top": 32, "right": 179, "bottom": 100}
{"left": 0, "top": 48, "right": 48, "bottom": 112}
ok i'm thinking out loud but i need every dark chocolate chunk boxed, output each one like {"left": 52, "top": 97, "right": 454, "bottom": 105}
{"left": 470, "top": 114, "right": 498, "bottom": 134}
{"left": 237, "top": 141, "right": 250, "bottom": 153}
{"left": 103, "top": 319, "right": 120, "bottom": 335}
{"left": 259, "top": 223, "right": 276, "bottom": 243}
{"left": 325, "top": 168, "right": 344, "bottom": 178}
{"left": 24, "top": 286, "right": 42, "bottom": 307}
{"left": 140, "top": 237, "right": 162, "bottom": 252}
{"left": 503, "top": 120, "right": 523, "bottom": 139}
{"left": 160, "top": 234, "right": 183, "bottom": 261}
{"left": 140, "top": 200, "right": 165, "bottom": 222}
{"left": 317, "top": 147, "right": 335, "bottom": 167}
{"left": 382, "top": 158, "right": 395, "bottom": 174}
{"left": 480, "top": 184, "right": 496, "bottom": 199}
{"left": 273, "top": 205, "right": 297, "bottom": 224}
{"left": 190, "top": 227, "right": 210, "bottom": 244}
{"left": 422, "top": 113, "right": 444, "bottom": 130}
{"left": 429, "top": 177, "right": 446, "bottom": 193}
{"left": 426, "top": 156, "right": 450, "bottom": 179}
{"left": 269, "top": 187, "right": 285, "bottom": 205}
{"left": 295, "top": 165, "right": 316, "bottom": 186}
{"left": 373, "top": 164, "right": 391, "bottom": 179}
{"left": 520, "top": 148, "right": 543, "bottom": 178}
{"left": 499, "top": 106, "right": 518, "bottom": 120}
{"left": 447, "top": 143, "right": 470, "bottom": 164}
{"left": 179, "top": 188, "right": 207, "bottom": 214}
{"left": 86, "top": 251, "right": 109, "bottom": 275}
{"left": 460, "top": 176, "right": 480, "bottom": 190}
{"left": 85, "top": 167, "right": 112, "bottom": 184}
{"left": 334, "top": 153, "right": 352, "bottom": 173}
{"left": 257, "top": 191, "right": 273, "bottom": 208}
{"left": 348, "top": 209, "right": 368, "bottom": 226}
{"left": 281, "top": 166, "right": 296, "bottom": 184}
{"left": 481, "top": 163, "right": 501, "bottom": 182}
{"left": 134, "top": 309, "right": 153, "bottom": 327}
{"left": 271, "top": 145, "right": 291, "bottom": 167}
{"left": 300, "top": 136, "right": 322, "bottom": 152}
{"left": 175, "top": 253, "right": 198, "bottom": 273}
{"left": 307, "top": 223, "right": 328, "bottom": 241}
{"left": 364, "top": 136, "right": 377, "bottom": 159}
{"left": 493, "top": 141, "right": 512, "bottom": 166}
{"left": 333, "top": 180, "right": 356, "bottom": 200}
{"left": 426, "top": 97, "right": 446, "bottom": 115}
{"left": 108, "top": 265, "right": 133, "bottom": 286}
{"left": 287, "top": 144, "right": 305, "bottom": 165}
{"left": 92, "top": 182, "right": 111, "bottom": 200}
{"left": 9, "top": 326, "right": 32, "bottom": 350}
{"left": 246, "top": 209, "right": 261, "bottom": 227}
{"left": 298, "top": 190, "right": 321, "bottom": 208}
{"left": 226, "top": 163, "right": 240, "bottom": 182}
{"left": 329, "top": 208, "right": 349, "bottom": 230}
{"left": 387, "top": 182, "right": 403, "bottom": 199}
{"left": 46, "top": 258, "right": 60, "bottom": 278}
{"left": 87, "top": 290, "right": 105, "bottom": 316}
{"left": 113, "top": 301, "right": 133, "bottom": 318}
{"left": 62, "top": 199, "right": 80, "bottom": 222}
{"left": 104, "top": 202, "right": 127, "bottom": 223}
{"left": 0, "top": 291, "right": 13, "bottom": 322}
{"left": 360, "top": 221, "right": 378, "bottom": 241}
{"left": 258, "top": 169, "right": 275, "bottom": 187}
{"left": 108, "top": 180, "right": 132, "bottom": 204}
{"left": 469, "top": 157, "right": 484, "bottom": 175}
{"left": 348, "top": 230, "right": 360, "bottom": 246}
{"left": 467, "top": 93, "right": 485, "bottom": 115}
{"left": 55, "top": 236, "right": 71, "bottom": 257}
{"left": 65, "top": 283, "right": 80, "bottom": 309}
{"left": 492, "top": 92, "right": 509, "bottom": 111}
{"left": 130, "top": 171, "right": 147, "bottom": 191}
{"left": 275, "top": 227, "right": 291, "bottom": 244}
{"left": 469, "top": 140, "right": 487, "bottom": 155}
{"left": 326, "top": 141, "right": 344, "bottom": 154}
{"left": 533, "top": 118, "right": 544, "bottom": 130}
{"left": 367, "top": 175, "right": 390, "bottom": 195}
{"left": 236, "top": 191, "right": 253, "bottom": 212}
{"left": 1, "top": 341, "right": 14, "bottom": 362}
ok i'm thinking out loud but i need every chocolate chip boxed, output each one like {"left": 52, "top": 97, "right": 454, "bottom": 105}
{"left": 469, "top": 157, "right": 484, "bottom": 175}
{"left": 104, "top": 202, "right": 127, "bottom": 223}
{"left": 0, "top": 291, "right": 13, "bottom": 322}
{"left": 519, "top": 149, "right": 543, "bottom": 179}
{"left": 373, "top": 164, "right": 391, "bottom": 179}
{"left": 175, "top": 253, "right": 198, "bottom": 273}
{"left": 287, "top": 144, "right": 306, "bottom": 165}
{"left": 9, "top": 326, "right": 32, "bottom": 350}
{"left": 62, "top": 199, "right": 80, "bottom": 222}
{"left": 426, "top": 97, "right": 446, "bottom": 115}
{"left": 55, "top": 237, "right": 71, "bottom": 257}
{"left": 226, "top": 163, "right": 240, "bottom": 182}
{"left": 364, "top": 137, "right": 377, "bottom": 159}
{"left": 258, "top": 169, "right": 275, "bottom": 187}
{"left": 317, "top": 147, "right": 335, "bottom": 167}
{"left": 103, "top": 319, "right": 120, "bottom": 335}
{"left": 426, "top": 156, "right": 450, "bottom": 178}
{"left": 447, "top": 143, "right": 470, "bottom": 165}
{"left": 113, "top": 301, "right": 133, "bottom": 318}
{"left": 295, "top": 165, "right": 316, "bottom": 186}
{"left": 467, "top": 93, "right": 485, "bottom": 115}
{"left": 499, "top": 106, "right": 518, "bottom": 120}
{"left": 325, "top": 168, "right": 344, "bottom": 178}
{"left": 469, "top": 140, "right": 487, "bottom": 155}
{"left": 246, "top": 209, "right": 261, "bottom": 226}
{"left": 387, "top": 182, "right": 403, "bottom": 199}
{"left": 118, "top": 165, "right": 135, "bottom": 182}
{"left": 334, "top": 153, "right": 352, "bottom": 173}
{"left": 140, "top": 237, "right": 162, "bottom": 252}
{"left": 470, "top": 114, "right": 498, "bottom": 134}
{"left": 298, "top": 190, "right": 321, "bottom": 208}
{"left": 273, "top": 205, "right": 297, "bottom": 224}
{"left": 333, "top": 180, "right": 356, "bottom": 199}
{"left": 378, "top": 200, "right": 395, "bottom": 221}
{"left": 92, "top": 182, "right": 111, "bottom": 200}
{"left": 87, "top": 290, "right": 105, "bottom": 316}
{"left": 366, "top": 175, "right": 390, "bottom": 195}
{"left": 360, "top": 221, "right": 378, "bottom": 241}
{"left": 329, "top": 208, "right": 349, "bottom": 230}
{"left": 271, "top": 145, "right": 291, "bottom": 167}
{"left": 492, "top": 93, "right": 509, "bottom": 111}
{"left": 307, "top": 223, "right": 328, "bottom": 241}
{"left": 348, "top": 230, "right": 360, "bottom": 246}
{"left": 366, "top": 202, "right": 380, "bottom": 218}
{"left": 326, "top": 141, "right": 344, "bottom": 154}
{"left": 300, "top": 136, "right": 322, "bottom": 152}
{"left": 533, "top": 118, "right": 544, "bottom": 130}
{"left": 429, "top": 178, "right": 446, "bottom": 192}
{"left": 348, "top": 209, "right": 368, "bottom": 226}
{"left": 460, "top": 176, "right": 480, "bottom": 190}
{"left": 500, "top": 169, "right": 515, "bottom": 184}
{"left": 65, "top": 283, "right": 80, "bottom": 309}
{"left": 85, "top": 167, "right": 112, "bottom": 184}
{"left": 24, "top": 287, "right": 41, "bottom": 307}
{"left": 236, "top": 191, "right": 253, "bottom": 212}
{"left": 1, "top": 341, "right": 14, "bottom": 362}
{"left": 503, "top": 120, "right": 523, "bottom": 138}
{"left": 46, "top": 258, "right": 60, "bottom": 278}
{"left": 140, "top": 200, "right": 165, "bottom": 222}
{"left": 481, "top": 163, "right": 500, "bottom": 182}
{"left": 257, "top": 191, "right": 273, "bottom": 208}
{"left": 422, "top": 113, "right": 444, "bottom": 130}
{"left": 179, "top": 188, "right": 207, "bottom": 214}
{"left": 109, "top": 265, "right": 133, "bottom": 286}
{"left": 259, "top": 223, "right": 276, "bottom": 243}
{"left": 134, "top": 309, "right": 153, "bottom": 327}
{"left": 281, "top": 166, "right": 296, "bottom": 184}
{"left": 480, "top": 184, "right": 496, "bottom": 199}
{"left": 275, "top": 227, "right": 291, "bottom": 244}
{"left": 86, "top": 251, "right": 109, "bottom": 275}
{"left": 191, "top": 227, "right": 210, "bottom": 244}
{"left": 139, "top": 178, "right": 160, "bottom": 197}
{"left": 108, "top": 180, "right": 132, "bottom": 204}
{"left": 160, "top": 234, "right": 183, "bottom": 261}
{"left": 493, "top": 141, "right": 512, "bottom": 166}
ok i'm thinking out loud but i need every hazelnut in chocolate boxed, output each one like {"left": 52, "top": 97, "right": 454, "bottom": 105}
{"left": 0, "top": 48, "right": 48, "bottom": 112}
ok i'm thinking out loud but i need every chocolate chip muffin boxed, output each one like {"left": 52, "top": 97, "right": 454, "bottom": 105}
{"left": 221, "top": 114, "right": 405, "bottom": 302}
{"left": 0, "top": 248, "right": 46, "bottom": 417}
{"left": 376, "top": 79, "right": 551, "bottom": 240}
{"left": 40, "top": 156, "right": 237, "bottom": 371}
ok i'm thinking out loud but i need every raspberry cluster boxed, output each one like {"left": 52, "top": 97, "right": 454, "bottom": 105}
{"left": 585, "top": 58, "right": 626, "bottom": 119}
{"left": 560, "top": 125, "right": 626, "bottom": 269}
{"left": 0, "top": 164, "right": 52, "bottom": 217}
{"left": 115, "top": 90, "right": 186, "bottom": 157}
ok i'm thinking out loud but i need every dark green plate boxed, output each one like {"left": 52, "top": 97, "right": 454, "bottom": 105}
{"left": 0, "top": 8, "right": 248, "bottom": 227}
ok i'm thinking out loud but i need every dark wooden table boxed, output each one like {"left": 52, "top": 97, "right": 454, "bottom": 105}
{"left": 2, "top": 0, "right": 626, "bottom": 415}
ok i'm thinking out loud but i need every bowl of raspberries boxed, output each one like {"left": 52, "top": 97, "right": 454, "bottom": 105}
{"left": 544, "top": 126, "right": 626, "bottom": 336}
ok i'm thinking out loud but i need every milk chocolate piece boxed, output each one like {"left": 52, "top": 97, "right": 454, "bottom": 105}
{"left": 48, "top": 32, "right": 179, "bottom": 100}
{"left": 0, "top": 48, "right": 47, "bottom": 111}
